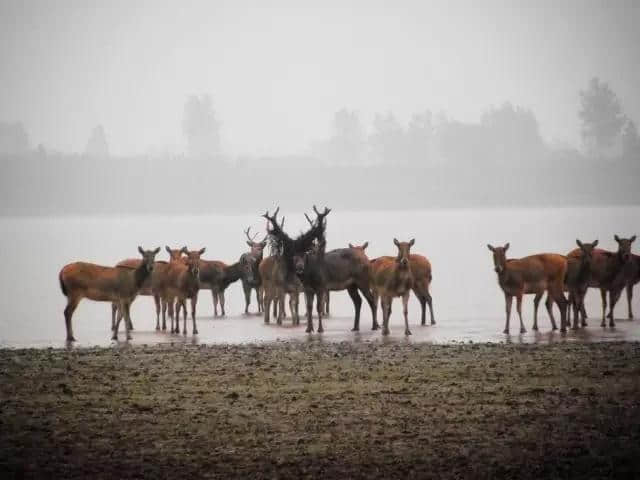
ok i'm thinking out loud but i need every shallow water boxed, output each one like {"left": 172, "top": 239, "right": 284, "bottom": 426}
{"left": 0, "top": 206, "right": 638, "bottom": 348}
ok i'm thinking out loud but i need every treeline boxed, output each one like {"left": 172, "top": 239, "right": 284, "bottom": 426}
{"left": 1, "top": 149, "right": 638, "bottom": 216}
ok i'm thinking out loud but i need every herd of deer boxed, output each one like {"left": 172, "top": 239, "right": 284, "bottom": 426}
{"left": 58, "top": 206, "right": 638, "bottom": 342}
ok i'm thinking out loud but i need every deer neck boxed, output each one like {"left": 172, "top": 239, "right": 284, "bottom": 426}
{"left": 134, "top": 263, "right": 151, "bottom": 289}
{"left": 223, "top": 262, "right": 244, "bottom": 287}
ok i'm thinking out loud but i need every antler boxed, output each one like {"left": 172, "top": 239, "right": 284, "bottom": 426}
{"left": 244, "top": 226, "right": 258, "bottom": 242}
{"left": 304, "top": 213, "right": 314, "bottom": 226}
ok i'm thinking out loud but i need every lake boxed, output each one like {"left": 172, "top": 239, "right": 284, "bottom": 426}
{"left": 1, "top": 206, "right": 639, "bottom": 348}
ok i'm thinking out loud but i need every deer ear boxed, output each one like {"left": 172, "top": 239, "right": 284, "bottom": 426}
{"left": 504, "top": 243, "right": 510, "bottom": 251}
{"left": 260, "top": 241, "right": 267, "bottom": 248}
{"left": 362, "top": 242, "right": 369, "bottom": 250}
{"left": 393, "top": 238, "right": 400, "bottom": 247}
{"left": 631, "top": 235, "right": 637, "bottom": 243}
{"left": 409, "top": 238, "right": 415, "bottom": 247}
{"left": 138, "top": 246, "right": 144, "bottom": 255}
{"left": 180, "top": 246, "right": 188, "bottom": 254}
{"left": 576, "top": 239, "right": 583, "bottom": 248}
{"left": 614, "top": 234, "right": 621, "bottom": 243}
{"left": 487, "top": 244, "right": 494, "bottom": 252}
{"left": 198, "top": 247, "right": 206, "bottom": 255}
{"left": 348, "top": 243, "right": 354, "bottom": 248}
{"left": 246, "top": 241, "right": 253, "bottom": 247}
{"left": 165, "top": 246, "right": 171, "bottom": 254}
{"left": 153, "top": 247, "right": 161, "bottom": 254}
{"left": 593, "top": 239, "right": 599, "bottom": 247}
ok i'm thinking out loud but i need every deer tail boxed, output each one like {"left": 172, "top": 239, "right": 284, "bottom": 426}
{"left": 59, "top": 271, "right": 68, "bottom": 297}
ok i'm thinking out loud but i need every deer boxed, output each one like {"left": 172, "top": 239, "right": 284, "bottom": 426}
{"left": 570, "top": 235, "right": 636, "bottom": 327}
{"left": 198, "top": 255, "right": 254, "bottom": 317}
{"left": 261, "top": 206, "right": 330, "bottom": 331}
{"left": 240, "top": 226, "right": 267, "bottom": 314}
{"left": 487, "top": 243, "right": 568, "bottom": 333}
{"left": 536, "top": 239, "right": 599, "bottom": 330}
{"left": 260, "top": 254, "right": 302, "bottom": 326}
{"left": 293, "top": 237, "right": 330, "bottom": 333}
{"left": 158, "top": 247, "right": 205, "bottom": 335}
{"left": 370, "top": 239, "right": 415, "bottom": 336}
{"left": 59, "top": 247, "right": 160, "bottom": 341}
{"left": 307, "top": 238, "right": 380, "bottom": 331}
{"left": 110, "top": 246, "right": 185, "bottom": 332}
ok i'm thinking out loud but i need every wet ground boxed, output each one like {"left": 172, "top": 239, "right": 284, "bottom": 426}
{"left": 2, "top": 341, "right": 640, "bottom": 478}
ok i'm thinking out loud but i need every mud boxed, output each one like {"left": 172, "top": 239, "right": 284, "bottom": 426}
{"left": 1, "top": 342, "right": 640, "bottom": 479}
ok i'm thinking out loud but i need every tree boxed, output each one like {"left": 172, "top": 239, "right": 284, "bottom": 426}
{"left": 0, "top": 122, "right": 29, "bottom": 155}
{"left": 406, "top": 111, "right": 433, "bottom": 166}
{"left": 621, "top": 119, "right": 640, "bottom": 160}
{"left": 328, "top": 108, "right": 365, "bottom": 165}
{"left": 369, "top": 112, "right": 405, "bottom": 165}
{"left": 183, "top": 94, "right": 221, "bottom": 159}
{"left": 84, "top": 125, "right": 109, "bottom": 157}
{"left": 481, "top": 102, "right": 544, "bottom": 162}
{"left": 579, "top": 77, "right": 626, "bottom": 155}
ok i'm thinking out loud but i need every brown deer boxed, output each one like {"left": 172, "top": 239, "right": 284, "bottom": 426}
{"left": 370, "top": 239, "right": 415, "bottom": 336}
{"left": 570, "top": 235, "right": 636, "bottom": 327}
{"left": 59, "top": 247, "right": 160, "bottom": 341}
{"left": 538, "top": 239, "right": 599, "bottom": 330}
{"left": 260, "top": 254, "right": 301, "bottom": 325}
{"left": 159, "top": 247, "right": 205, "bottom": 334}
{"left": 487, "top": 243, "right": 568, "bottom": 333}
{"left": 110, "top": 246, "right": 185, "bottom": 332}
{"left": 240, "top": 226, "right": 267, "bottom": 314}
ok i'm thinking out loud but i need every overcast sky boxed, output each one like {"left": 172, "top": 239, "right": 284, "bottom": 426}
{"left": 1, "top": 0, "right": 639, "bottom": 156}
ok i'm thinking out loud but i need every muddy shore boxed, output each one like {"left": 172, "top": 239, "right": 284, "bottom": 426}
{"left": 1, "top": 341, "right": 640, "bottom": 479}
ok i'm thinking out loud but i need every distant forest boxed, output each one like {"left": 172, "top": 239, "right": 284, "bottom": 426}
{"left": 1, "top": 78, "right": 639, "bottom": 216}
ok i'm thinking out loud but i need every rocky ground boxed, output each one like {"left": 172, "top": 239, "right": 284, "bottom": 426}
{"left": 1, "top": 341, "right": 640, "bottom": 479}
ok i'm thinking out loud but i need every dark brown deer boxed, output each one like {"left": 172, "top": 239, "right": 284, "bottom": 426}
{"left": 570, "top": 235, "right": 636, "bottom": 327}
{"left": 538, "top": 239, "right": 599, "bottom": 330}
{"left": 313, "top": 240, "right": 380, "bottom": 331}
{"left": 370, "top": 239, "right": 415, "bottom": 336}
{"left": 198, "top": 256, "right": 253, "bottom": 317}
{"left": 293, "top": 238, "right": 329, "bottom": 333}
{"left": 261, "top": 206, "right": 330, "bottom": 331}
{"left": 240, "top": 226, "right": 267, "bottom": 314}
{"left": 59, "top": 247, "right": 160, "bottom": 341}
{"left": 487, "top": 243, "right": 568, "bottom": 333}
{"left": 160, "top": 247, "right": 205, "bottom": 334}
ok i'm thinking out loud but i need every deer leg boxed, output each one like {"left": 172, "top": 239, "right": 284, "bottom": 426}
{"left": 277, "top": 293, "right": 284, "bottom": 325}
{"left": 627, "top": 284, "right": 634, "bottom": 320}
{"left": 112, "top": 303, "right": 124, "bottom": 340}
{"left": 64, "top": 296, "right": 80, "bottom": 342}
{"left": 305, "top": 291, "right": 314, "bottom": 333}
{"left": 289, "top": 294, "right": 296, "bottom": 325}
{"left": 168, "top": 300, "right": 175, "bottom": 333}
{"left": 608, "top": 289, "right": 621, "bottom": 327}
{"left": 264, "top": 289, "right": 272, "bottom": 324}
{"left": 600, "top": 289, "right": 607, "bottom": 327}
{"left": 123, "top": 301, "right": 133, "bottom": 340}
{"left": 516, "top": 293, "right": 526, "bottom": 334}
{"left": 577, "top": 289, "right": 588, "bottom": 327}
{"left": 257, "top": 287, "right": 263, "bottom": 313}
{"left": 274, "top": 293, "right": 280, "bottom": 321}
{"left": 111, "top": 303, "right": 118, "bottom": 332}
{"left": 381, "top": 296, "right": 391, "bottom": 336}
{"left": 415, "top": 289, "right": 426, "bottom": 326}
{"left": 403, "top": 291, "right": 411, "bottom": 336}
{"left": 504, "top": 294, "right": 512, "bottom": 334}
{"left": 161, "top": 297, "right": 167, "bottom": 331}
{"left": 571, "top": 291, "right": 581, "bottom": 329}
{"left": 154, "top": 295, "right": 161, "bottom": 331}
{"left": 325, "top": 291, "right": 330, "bottom": 316}
{"left": 532, "top": 293, "right": 542, "bottom": 331}
{"left": 212, "top": 291, "right": 218, "bottom": 317}
{"left": 294, "top": 292, "right": 301, "bottom": 326}
{"left": 220, "top": 290, "right": 226, "bottom": 317}
{"left": 242, "top": 281, "right": 251, "bottom": 314}
{"left": 174, "top": 300, "right": 181, "bottom": 334}
{"left": 370, "top": 289, "right": 380, "bottom": 331}
{"left": 545, "top": 293, "right": 558, "bottom": 330}
{"left": 191, "top": 294, "right": 198, "bottom": 335}
{"left": 180, "top": 299, "right": 187, "bottom": 335}
{"left": 348, "top": 285, "right": 362, "bottom": 331}
{"left": 425, "top": 289, "right": 435, "bottom": 325}
{"left": 552, "top": 290, "right": 568, "bottom": 333}
{"left": 317, "top": 291, "right": 325, "bottom": 333}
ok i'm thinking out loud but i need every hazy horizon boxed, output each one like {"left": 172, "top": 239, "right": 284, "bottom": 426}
{"left": 2, "top": 0, "right": 640, "bottom": 157}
